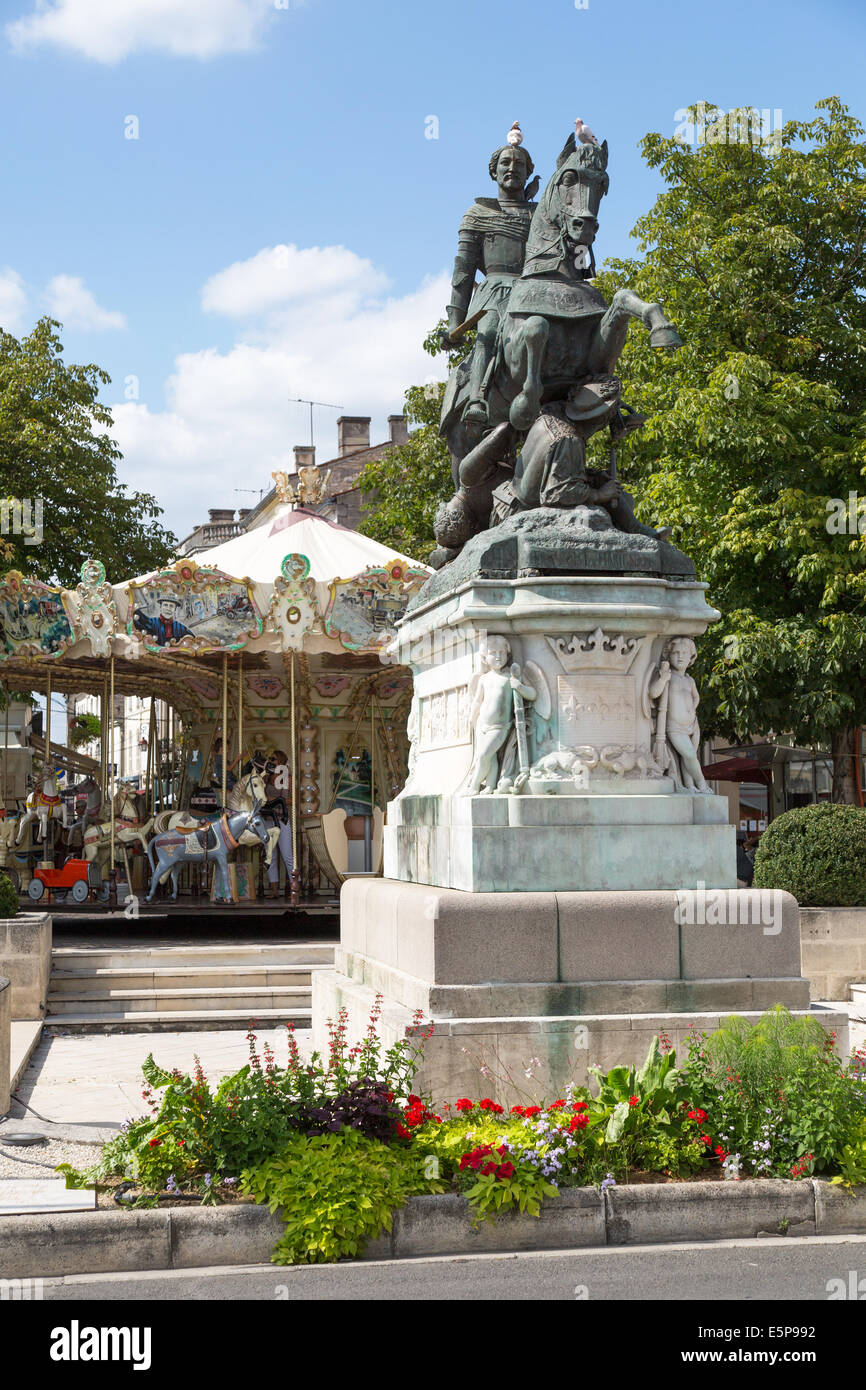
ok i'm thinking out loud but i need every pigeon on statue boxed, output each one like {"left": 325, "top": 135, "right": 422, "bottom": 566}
{"left": 574, "top": 117, "right": 600, "bottom": 146}
{"left": 507, "top": 121, "right": 523, "bottom": 147}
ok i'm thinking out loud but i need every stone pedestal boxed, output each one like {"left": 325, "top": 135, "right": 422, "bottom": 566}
{"left": 312, "top": 543, "right": 842, "bottom": 1101}
{"left": 387, "top": 791, "right": 734, "bottom": 892}
{"left": 311, "top": 880, "right": 846, "bottom": 1102}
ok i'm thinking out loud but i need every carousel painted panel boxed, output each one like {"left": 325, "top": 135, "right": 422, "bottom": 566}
{"left": 127, "top": 561, "right": 263, "bottom": 654}
{"left": 268, "top": 554, "right": 322, "bottom": 651}
{"left": 323, "top": 561, "right": 428, "bottom": 654}
{"left": 0, "top": 571, "right": 76, "bottom": 658}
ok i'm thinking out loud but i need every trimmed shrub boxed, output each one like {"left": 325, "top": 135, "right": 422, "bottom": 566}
{"left": 0, "top": 872, "right": 18, "bottom": 918}
{"left": 753, "top": 802, "right": 866, "bottom": 906}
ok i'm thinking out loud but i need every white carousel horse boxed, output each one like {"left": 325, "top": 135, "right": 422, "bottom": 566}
{"left": 17, "top": 770, "right": 62, "bottom": 844}
{"left": 225, "top": 772, "right": 278, "bottom": 863}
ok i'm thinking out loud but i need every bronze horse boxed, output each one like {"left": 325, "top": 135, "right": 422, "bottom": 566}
{"left": 436, "top": 134, "right": 681, "bottom": 563}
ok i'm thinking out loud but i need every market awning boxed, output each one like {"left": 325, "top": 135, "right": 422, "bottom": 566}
{"left": 702, "top": 757, "right": 772, "bottom": 784}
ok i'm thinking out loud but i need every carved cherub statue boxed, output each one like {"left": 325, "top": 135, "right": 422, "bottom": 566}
{"left": 465, "top": 636, "right": 537, "bottom": 795}
{"left": 649, "top": 636, "right": 711, "bottom": 794}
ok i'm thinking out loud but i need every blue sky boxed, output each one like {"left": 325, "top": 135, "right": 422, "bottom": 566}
{"left": 1, "top": 0, "right": 863, "bottom": 540}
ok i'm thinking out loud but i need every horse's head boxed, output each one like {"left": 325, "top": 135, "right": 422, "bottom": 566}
{"left": 522, "top": 133, "right": 609, "bottom": 280}
{"left": 244, "top": 800, "right": 269, "bottom": 850}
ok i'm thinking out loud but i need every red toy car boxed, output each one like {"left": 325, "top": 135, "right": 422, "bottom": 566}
{"left": 28, "top": 858, "right": 102, "bottom": 904}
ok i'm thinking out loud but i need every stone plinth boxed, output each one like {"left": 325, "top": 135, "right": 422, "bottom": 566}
{"left": 0, "top": 977, "right": 10, "bottom": 1115}
{"left": 799, "top": 907, "right": 866, "bottom": 1001}
{"left": 387, "top": 792, "right": 735, "bottom": 892}
{"left": 0, "top": 913, "right": 51, "bottom": 1019}
{"left": 311, "top": 879, "right": 838, "bottom": 1104}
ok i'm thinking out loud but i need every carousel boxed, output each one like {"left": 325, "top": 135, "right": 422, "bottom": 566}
{"left": 0, "top": 469, "right": 429, "bottom": 914}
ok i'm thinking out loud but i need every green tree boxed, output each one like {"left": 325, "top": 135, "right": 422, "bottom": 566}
{"left": 592, "top": 97, "right": 866, "bottom": 802}
{"left": 358, "top": 324, "right": 468, "bottom": 560}
{"left": 0, "top": 317, "right": 176, "bottom": 584}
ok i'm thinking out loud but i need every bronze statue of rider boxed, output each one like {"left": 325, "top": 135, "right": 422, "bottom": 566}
{"left": 440, "top": 125, "right": 539, "bottom": 435}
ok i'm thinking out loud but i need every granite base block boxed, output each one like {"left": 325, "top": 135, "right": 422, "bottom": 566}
{"left": 312, "top": 969, "right": 846, "bottom": 1106}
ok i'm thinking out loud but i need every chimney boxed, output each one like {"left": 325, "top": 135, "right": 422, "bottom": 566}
{"left": 208, "top": 508, "right": 235, "bottom": 524}
{"left": 336, "top": 416, "right": 371, "bottom": 458}
{"left": 293, "top": 444, "right": 316, "bottom": 471}
{"left": 388, "top": 414, "right": 409, "bottom": 446}
{"left": 237, "top": 508, "right": 251, "bottom": 521}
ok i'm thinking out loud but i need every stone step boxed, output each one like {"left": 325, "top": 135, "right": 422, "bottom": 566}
{"left": 50, "top": 942, "right": 335, "bottom": 971}
{"left": 46, "top": 985, "right": 312, "bottom": 1016}
{"left": 42, "top": 1006, "right": 313, "bottom": 1033}
{"left": 48, "top": 964, "right": 326, "bottom": 993}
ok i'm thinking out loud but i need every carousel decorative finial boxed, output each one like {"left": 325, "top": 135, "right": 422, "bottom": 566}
{"left": 295, "top": 466, "right": 332, "bottom": 507}
{"left": 272, "top": 470, "right": 296, "bottom": 506}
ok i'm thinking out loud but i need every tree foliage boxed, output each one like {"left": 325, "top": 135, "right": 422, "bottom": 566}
{"left": 358, "top": 324, "right": 468, "bottom": 560}
{"left": 0, "top": 318, "right": 176, "bottom": 585}
{"left": 591, "top": 97, "right": 866, "bottom": 798}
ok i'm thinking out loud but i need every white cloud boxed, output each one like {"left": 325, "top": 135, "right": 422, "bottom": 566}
{"left": 0, "top": 268, "right": 28, "bottom": 335}
{"left": 6, "top": 0, "right": 279, "bottom": 63}
{"left": 111, "top": 247, "right": 449, "bottom": 539}
{"left": 44, "top": 275, "right": 126, "bottom": 332}
{"left": 202, "top": 245, "right": 390, "bottom": 319}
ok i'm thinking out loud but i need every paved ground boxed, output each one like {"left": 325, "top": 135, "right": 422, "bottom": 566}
{"left": 10, "top": 1026, "right": 310, "bottom": 1130}
{"left": 33, "top": 1233, "right": 866, "bottom": 1304}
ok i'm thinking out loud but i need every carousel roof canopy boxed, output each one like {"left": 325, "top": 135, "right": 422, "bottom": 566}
{"left": 196, "top": 505, "right": 422, "bottom": 586}
{"left": 0, "top": 473, "right": 430, "bottom": 704}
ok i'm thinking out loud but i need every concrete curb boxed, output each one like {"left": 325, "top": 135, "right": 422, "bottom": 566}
{"left": 2, "top": 1180, "right": 866, "bottom": 1277}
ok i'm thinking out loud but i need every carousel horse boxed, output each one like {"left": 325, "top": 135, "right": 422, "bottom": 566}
{"left": 17, "top": 769, "right": 62, "bottom": 844}
{"left": 146, "top": 803, "right": 269, "bottom": 902}
{"left": 81, "top": 781, "right": 154, "bottom": 870}
{"left": 226, "top": 771, "right": 280, "bottom": 864}
{"left": 67, "top": 774, "right": 103, "bottom": 842}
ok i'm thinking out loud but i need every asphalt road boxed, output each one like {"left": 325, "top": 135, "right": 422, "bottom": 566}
{"left": 34, "top": 1233, "right": 866, "bottom": 1302}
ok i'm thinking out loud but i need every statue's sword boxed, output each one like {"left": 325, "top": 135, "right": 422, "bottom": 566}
{"left": 511, "top": 664, "right": 530, "bottom": 777}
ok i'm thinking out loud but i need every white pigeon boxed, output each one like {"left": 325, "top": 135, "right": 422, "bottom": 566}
{"left": 507, "top": 121, "right": 523, "bottom": 147}
{"left": 574, "top": 117, "right": 600, "bottom": 146}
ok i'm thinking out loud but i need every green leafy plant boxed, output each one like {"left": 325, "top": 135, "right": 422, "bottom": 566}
{"left": 239, "top": 1127, "right": 440, "bottom": 1264}
{"left": 830, "top": 1117, "right": 866, "bottom": 1190}
{"left": 0, "top": 872, "right": 18, "bottom": 918}
{"left": 753, "top": 803, "right": 866, "bottom": 906}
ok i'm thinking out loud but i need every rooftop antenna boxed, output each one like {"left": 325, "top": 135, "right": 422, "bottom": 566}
{"left": 289, "top": 397, "right": 343, "bottom": 449}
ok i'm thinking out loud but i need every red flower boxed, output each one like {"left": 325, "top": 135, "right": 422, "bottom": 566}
{"left": 714, "top": 1146, "right": 726, "bottom": 1159}
{"left": 687, "top": 1108, "right": 708, "bottom": 1122}
{"left": 524, "top": 1106, "right": 542, "bottom": 1118}
{"left": 548, "top": 1099, "right": 566, "bottom": 1111}
{"left": 510, "top": 1105, "right": 525, "bottom": 1115}
{"left": 396, "top": 1123, "right": 411, "bottom": 1140}
{"left": 700, "top": 1133, "right": 712, "bottom": 1146}
{"left": 480, "top": 1161, "right": 498, "bottom": 1176}
{"left": 571, "top": 1101, "right": 589, "bottom": 1113}
{"left": 497, "top": 1144, "right": 509, "bottom": 1156}
{"left": 177, "top": 1140, "right": 185, "bottom": 1147}
{"left": 455, "top": 1098, "right": 473, "bottom": 1112}
{"left": 148, "top": 1138, "right": 161, "bottom": 1148}
{"left": 408, "top": 1094, "right": 422, "bottom": 1106}
{"left": 479, "top": 1098, "right": 504, "bottom": 1114}
{"left": 568, "top": 1113, "right": 589, "bottom": 1132}
{"left": 385, "top": 1090, "right": 394, "bottom": 1103}
{"left": 497, "top": 1161, "right": 515, "bottom": 1179}
{"left": 628, "top": 1096, "right": 639, "bottom": 1107}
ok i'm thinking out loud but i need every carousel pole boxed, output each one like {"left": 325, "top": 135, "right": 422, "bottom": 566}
{"left": 221, "top": 654, "right": 228, "bottom": 808}
{"left": 237, "top": 653, "right": 244, "bottom": 776}
{"left": 109, "top": 654, "right": 117, "bottom": 907}
{"left": 42, "top": 666, "right": 52, "bottom": 867}
{"left": 289, "top": 649, "right": 300, "bottom": 906}
{"left": 2, "top": 682, "right": 8, "bottom": 817}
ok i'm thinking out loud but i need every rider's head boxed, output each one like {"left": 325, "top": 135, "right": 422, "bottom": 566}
{"left": 489, "top": 142, "right": 534, "bottom": 197}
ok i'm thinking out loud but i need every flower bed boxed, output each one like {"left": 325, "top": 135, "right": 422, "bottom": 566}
{"left": 58, "top": 1003, "right": 866, "bottom": 1265}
